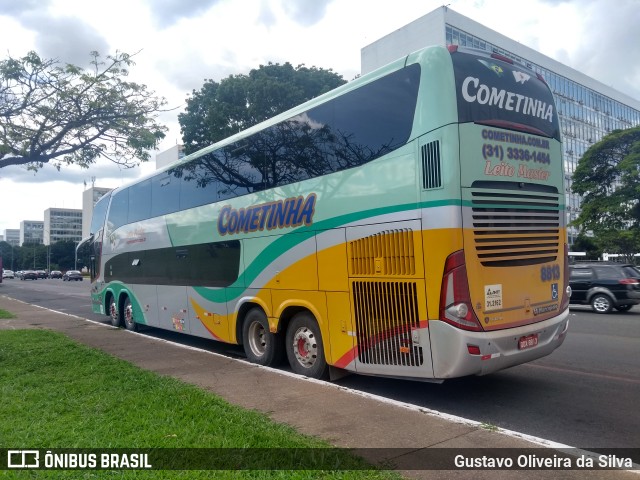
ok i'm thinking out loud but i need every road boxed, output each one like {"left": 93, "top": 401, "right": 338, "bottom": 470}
{"left": 2, "top": 278, "right": 639, "bottom": 451}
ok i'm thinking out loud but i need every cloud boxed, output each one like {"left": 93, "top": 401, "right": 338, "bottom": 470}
{"left": 146, "top": 0, "right": 222, "bottom": 29}
{"left": 569, "top": 0, "right": 640, "bottom": 100}
{"left": 14, "top": 13, "right": 109, "bottom": 66}
{"left": 1, "top": 161, "right": 142, "bottom": 186}
{"left": 280, "top": 0, "right": 335, "bottom": 26}
{"left": 0, "top": 0, "right": 47, "bottom": 16}
{"left": 257, "top": 0, "right": 277, "bottom": 27}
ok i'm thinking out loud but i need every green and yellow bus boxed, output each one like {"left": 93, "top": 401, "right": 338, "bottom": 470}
{"left": 80, "top": 45, "right": 570, "bottom": 381}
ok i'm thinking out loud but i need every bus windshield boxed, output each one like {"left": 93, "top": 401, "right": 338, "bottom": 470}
{"left": 451, "top": 47, "right": 560, "bottom": 140}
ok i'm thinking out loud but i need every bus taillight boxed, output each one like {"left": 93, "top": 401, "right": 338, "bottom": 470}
{"left": 560, "top": 243, "right": 570, "bottom": 312}
{"left": 439, "top": 250, "right": 482, "bottom": 332}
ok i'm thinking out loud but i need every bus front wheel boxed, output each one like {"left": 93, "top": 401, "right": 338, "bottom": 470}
{"left": 242, "top": 308, "right": 284, "bottom": 367}
{"left": 286, "top": 312, "right": 328, "bottom": 380}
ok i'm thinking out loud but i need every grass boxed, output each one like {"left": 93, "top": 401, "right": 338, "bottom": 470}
{"left": 0, "top": 308, "right": 16, "bottom": 319}
{"left": 0, "top": 329, "right": 402, "bottom": 480}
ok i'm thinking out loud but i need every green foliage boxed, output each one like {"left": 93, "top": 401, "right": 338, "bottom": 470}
{"left": 571, "top": 126, "right": 640, "bottom": 259}
{"left": 179, "top": 62, "right": 346, "bottom": 154}
{"left": 0, "top": 50, "right": 168, "bottom": 171}
{"left": 0, "top": 330, "right": 398, "bottom": 479}
{"left": 593, "top": 230, "right": 640, "bottom": 263}
{"left": 571, "top": 233, "right": 601, "bottom": 260}
{"left": 0, "top": 240, "right": 77, "bottom": 271}
{"left": 571, "top": 127, "right": 640, "bottom": 231}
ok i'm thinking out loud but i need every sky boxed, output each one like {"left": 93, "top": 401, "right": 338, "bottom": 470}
{"left": 1, "top": 0, "right": 640, "bottom": 236}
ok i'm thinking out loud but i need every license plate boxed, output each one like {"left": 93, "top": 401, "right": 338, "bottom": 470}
{"left": 518, "top": 334, "right": 539, "bottom": 350}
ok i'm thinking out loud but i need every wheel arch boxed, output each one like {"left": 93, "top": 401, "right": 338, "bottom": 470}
{"left": 586, "top": 287, "right": 615, "bottom": 303}
{"left": 235, "top": 298, "right": 270, "bottom": 346}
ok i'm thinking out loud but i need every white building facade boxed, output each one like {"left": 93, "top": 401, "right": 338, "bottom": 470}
{"left": 82, "top": 187, "right": 112, "bottom": 238}
{"left": 44, "top": 208, "right": 83, "bottom": 245}
{"left": 361, "top": 6, "right": 640, "bottom": 244}
{"left": 20, "top": 220, "right": 44, "bottom": 246}
{"left": 3, "top": 229, "right": 19, "bottom": 246}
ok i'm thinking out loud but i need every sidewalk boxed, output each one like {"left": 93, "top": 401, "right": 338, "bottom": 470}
{"left": 0, "top": 294, "right": 637, "bottom": 479}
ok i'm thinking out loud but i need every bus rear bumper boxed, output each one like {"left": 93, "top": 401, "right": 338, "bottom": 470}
{"left": 429, "top": 309, "right": 570, "bottom": 379}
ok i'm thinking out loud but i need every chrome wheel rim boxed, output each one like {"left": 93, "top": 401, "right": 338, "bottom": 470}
{"left": 124, "top": 302, "right": 134, "bottom": 326}
{"left": 593, "top": 296, "right": 610, "bottom": 313}
{"left": 248, "top": 321, "right": 267, "bottom": 356}
{"left": 292, "top": 327, "right": 317, "bottom": 368}
{"left": 110, "top": 301, "right": 119, "bottom": 323}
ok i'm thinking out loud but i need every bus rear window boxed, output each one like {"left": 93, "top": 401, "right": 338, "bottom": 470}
{"left": 451, "top": 49, "right": 560, "bottom": 140}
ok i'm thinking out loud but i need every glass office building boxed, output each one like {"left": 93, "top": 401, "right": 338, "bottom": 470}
{"left": 44, "top": 208, "right": 83, "bottom": 245}
{"left": 362, "top": 6, "right": 640, "bottom": 245}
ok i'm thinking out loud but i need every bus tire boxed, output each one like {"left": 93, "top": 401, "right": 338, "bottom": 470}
{"left": 242, "top": 308, "right": 284, "bottom": 367}
{"left": 286, "top": 312, "right": 329, "bottom": 380}
{"left": 123, "top": 296, "right": 138, "bottom": 331}
{"left": 109, "top": 294, "right": 123, "bottom": 327}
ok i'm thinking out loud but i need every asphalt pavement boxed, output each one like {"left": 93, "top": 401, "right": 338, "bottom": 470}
{"left": 1, "top": 294, "right": 638, "bottom": 479}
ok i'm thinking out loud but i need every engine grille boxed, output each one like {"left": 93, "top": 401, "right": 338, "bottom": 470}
{"left": 470, "top": 182, "right": 561, "bottom": 267}
{"left": 349, "top": 229, "right": 415, "bottom": 276}
{"left": 352, "top": 280, "right": 423, "bottom": 367}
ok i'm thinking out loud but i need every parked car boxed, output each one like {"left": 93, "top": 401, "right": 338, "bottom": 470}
{"left": 20, "top": 270, "right": 38, "bottom": 281}
{"left": 2, "top": 269, "right": 14, "bottom": 279}
{"left": 35, "top": 270, "right": 48, "bottom": 279}
{"left": 62, "top": 270, "right": 83, "bottom": 281}
{"left": 49, "top": 270, "right": 63, "bottom": 279}
{"left": 569, "top": 263, "right": 640, "bottom": 313}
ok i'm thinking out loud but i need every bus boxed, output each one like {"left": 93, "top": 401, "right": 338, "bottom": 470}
{"left": 79, "top": 45, "right": 570, "bottom": 381}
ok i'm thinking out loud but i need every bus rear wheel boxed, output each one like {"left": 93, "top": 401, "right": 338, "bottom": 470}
{"left": 109, "top": 295, "right": 122, "bottom": 327}
{"left": 286, "top": 312, "right": 328, "bottom": 380}
{"left": 242, "top": 308, "right": 284, "bottom": 367}
{"left": 123, "top": 297, "right": 138, "bottom": 331}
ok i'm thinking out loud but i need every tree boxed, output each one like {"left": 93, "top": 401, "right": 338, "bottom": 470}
{"left": 178, "top": 62, "right": 346, "bottom": 154}
{"left": 571, "top": 127, "right": 640, "bottom": 260}
{"left": 571, "top": 233, "right": 601, "bottom": 260}
{"left": 0, "top": 51, "right": 167, "bottom": 171}
{"left": 571, "top": 126, "right": 640, "bottom": 232}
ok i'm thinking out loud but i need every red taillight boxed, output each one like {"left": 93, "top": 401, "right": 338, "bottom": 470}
{"left": 619, "top": 279, "right": 640, "bottom": 285}
{"left": 560, "top": 243, "right": 570, "bottom": 311}
{"left": 439, "top": 250, "right": 482, "bottom": 331}
{"left": 467, "top": 345, "right": 481, "bottom": 355}
{"left": 491, "top": 52, "right": 513, "bottom": 64}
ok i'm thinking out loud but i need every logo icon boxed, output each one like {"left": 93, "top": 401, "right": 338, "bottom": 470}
{"left": 8, "top": 450, "right": 40, "bottom": 469}
{"left": 551, "top": 283, "right": 559, "bottom": 300}
{"left": 513, "top": 71, "right": 531, "bottom": 84}
{"left": 478, "top": 59, "right": 504, "bottom": 76}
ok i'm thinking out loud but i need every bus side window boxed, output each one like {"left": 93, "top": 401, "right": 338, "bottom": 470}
{"left": 152, "top": 171, "right": 181, "bottom": 217}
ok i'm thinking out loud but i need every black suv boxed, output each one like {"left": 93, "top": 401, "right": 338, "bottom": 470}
{"left": 569, "top": 263, "right": 640, "bottom": 313}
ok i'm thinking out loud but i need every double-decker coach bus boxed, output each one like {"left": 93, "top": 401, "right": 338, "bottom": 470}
{"left": 79, "top": 45, "right": 570, "bottom": 381}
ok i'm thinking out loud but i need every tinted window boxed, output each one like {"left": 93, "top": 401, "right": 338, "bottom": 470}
{"left": 180, "top": 157, "right": 231, "bottom": 210}
{"left": 151, "top": 171, "right": 181, "bottom": 217}
{"left": 108, "top": 188, "right": 129, "bottom": 230}
{"left": 451, "top": 50, "right": 560, "bottom": 140}
{"left": 622, "top": 266, "right": 640, "bottom": 278}
{"left": 90, "top": 193, "right": 111, "bottom": 234}
{"left": 570, "top": 268, "right": 593, "bottom": 280}
{"left": 593, "top": 266, "right": 623, "bottom": 280}
{"left": 128, "top": 179, "right": 152, "bottom": 223}
{"left": 104, "top": 241, "right": 240, "bottom": 287}
{"left": 188, "top": 64, "right": 420, "bottom": 197}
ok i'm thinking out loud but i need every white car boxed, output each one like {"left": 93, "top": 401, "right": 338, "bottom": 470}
{"left": 2, "top": 270, "right": 15, "bottom": 279}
